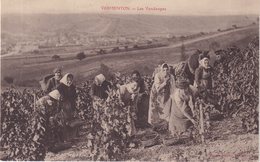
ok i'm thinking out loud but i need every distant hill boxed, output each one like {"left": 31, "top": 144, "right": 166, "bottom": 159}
{"left": 1, "top": 14, "right": 258, "bottom": 37}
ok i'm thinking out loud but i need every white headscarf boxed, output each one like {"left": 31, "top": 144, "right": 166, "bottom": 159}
{"left": 199, "top": 57, "right": 210, "bottom": 69}
{"left": 95, "top": 74, "right": 106, "bottom": 85}
{"left": 126, "top": 82, "right": 139, "bottom": 94}
{"left": 161, "top": 63, "right": 168, "bottom": 70}
{"left": 60, "top": 73, "right": 73, "bottom": 86}
{"left": 119, "top": 82, "right": 139, "bottom": 95}
{"left": 48, "top": 89, "right": 61, "bottom": 100}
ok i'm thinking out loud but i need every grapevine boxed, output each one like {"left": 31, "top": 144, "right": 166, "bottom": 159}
{"left": 212, "top": 36, "right": 259, "bottom": 133}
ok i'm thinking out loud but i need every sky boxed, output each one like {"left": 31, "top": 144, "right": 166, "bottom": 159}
{"left": 1, "top": 0, "right": 260, "bottom": 15}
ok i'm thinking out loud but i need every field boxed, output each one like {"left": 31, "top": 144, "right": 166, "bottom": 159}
{"left": 1, "top": 25, "right": 258, "bottom": 88}
{"left": 2, "top": 14, "right": 257, "bottom": 36}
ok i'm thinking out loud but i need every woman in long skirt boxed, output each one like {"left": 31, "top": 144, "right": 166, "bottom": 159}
{"left": 148, "top": 63, "right": 174, "bottom": 128}
{"left": 169, "top": 78, "right": 196, "bottom": 136}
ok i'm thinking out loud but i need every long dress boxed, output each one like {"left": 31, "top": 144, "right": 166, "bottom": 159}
{"left": 194, "top": 66, "right": 213, "bottom": 90}
{"left": 56, "top": 73, "right": 77, "bottom": 124}
{"left": 36, "top": 95, "right": 63, "bottom": 144}
{"left": 134, "top": 78, "right": 149, "bottom": 128}
{"left": 169, "top": 87, "right": 193, "bottom": 136}
{"left": 148, "top": 72, "right": 174, "bottom": 127}
{"left": 46, "top": 77, "right": 61, "bottom": 93}
{"left": 118, "top": 84, "right": 138, "bottom": 136}
{"left": 194, "top": 65, "right": 219, "bottom": 107}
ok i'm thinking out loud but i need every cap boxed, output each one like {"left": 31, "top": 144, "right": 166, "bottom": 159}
{"left": 53, "top": 67, "right": 62, "bottom": 73}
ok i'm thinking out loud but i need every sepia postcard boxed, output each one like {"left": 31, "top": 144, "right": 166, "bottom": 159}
{"left": 0, "top": 0, "right": 259, "bottom": 161}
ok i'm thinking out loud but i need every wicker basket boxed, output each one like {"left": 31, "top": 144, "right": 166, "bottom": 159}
{"left": 188, "top": 50, "right": 210, "bottom": 75}
{"left": 162, "top": 136, "right": 180, "bottom": 146}
{"left": 141, "top": 132, "right": 159, "bottom": 148}
{"left": 49, "top": 142, "right": 72, "bottom": 153}
{"left": 163, "top": 135, "right": 190, "bottom": 146}
{"left": 187, "top": 52, "right": 200, "bottom": 75}
{"left": 179, "top": 135, "right": 190, "bottom": 143}
{"left": 0, "top": 150, "right": 8, "bottom": 160}
{"left": 68, "top": 119, "right": 86, "bottom": 128}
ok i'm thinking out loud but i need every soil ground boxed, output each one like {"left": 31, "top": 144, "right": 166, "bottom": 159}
{"left": 45, "top": 115, "right": 258, "bottom": 161}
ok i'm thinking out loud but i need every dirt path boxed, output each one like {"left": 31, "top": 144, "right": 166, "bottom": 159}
{"left": 45, "top": 116, "right": 258, "bottom": 161}
{"left": 165, "top": 26, "right": 257, "bottom": 49}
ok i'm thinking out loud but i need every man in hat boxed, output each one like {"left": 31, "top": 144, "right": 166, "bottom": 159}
{"left": 46, "top": 67, "right": 63, "bottom": 93}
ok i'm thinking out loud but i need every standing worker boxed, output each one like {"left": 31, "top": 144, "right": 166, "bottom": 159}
{"left": 46, "top": 67, "right": 63, "bottom": 93}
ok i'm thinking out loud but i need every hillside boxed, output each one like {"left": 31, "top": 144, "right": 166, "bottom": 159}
{"left": 1, "top": 25, "right": 258, "bottom": 88}
{"left": 1, "top": 14, "right": 258, "bottom": 36}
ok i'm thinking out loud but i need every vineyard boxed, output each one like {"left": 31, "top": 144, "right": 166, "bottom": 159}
{"left": 0, "top": 37, "right": 259, "bottom": 161}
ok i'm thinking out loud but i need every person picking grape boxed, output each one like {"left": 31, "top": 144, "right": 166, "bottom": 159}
{"left": 194, "top": 54, "right": 213, "bottom": 91}
{"left": 194, "top": 53, "right": 220, "bottom": 110}
{"left": 36, "top": 89, "right": 61, "bottom": 108}
{"left": 118, "top": 81, "right": 140, "bottom": 136}
{"left": 36, "top": 89, "right": 63, "bottom": 146}
{"left": 56, "top": 73, "right": 77, "bottom": 119}
{"left": 90, "top": 74, "right": 112, "bottom": 100}
{"left": 169, "top": 77, "right": 197, "bottom": 137}
{"left": 131, "top": 70, "right": 150, "bottom": 128}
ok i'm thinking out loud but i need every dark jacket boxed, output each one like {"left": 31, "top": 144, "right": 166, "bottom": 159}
{"left": 46, "top": 77, "right": 61, "bottom": 93}
{"left": 195, "top": 66, "right": 213, "bottom": 90}
{"left": 57, "top": 83, "right": 77, "bottom": 111}
{"left": 90, "top": 80, "right": 112, "bottom": 100}
{"left": 137, "top": 78, "right": 147, "bottom": 94}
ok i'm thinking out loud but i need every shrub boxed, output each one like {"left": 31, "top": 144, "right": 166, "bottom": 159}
{"left": 180, "top": 36, "right": 185, "bottom": 40}
{"left": 52, "top": 55, "right": 60, "bottom": 60}
{"left": 33, "top": 50, "right": 40, "bottom": 54}
{"left": 4, "top": 76, "right": 14, "bottom": 84}
{"left": 76, "top": 52, "right": 86, "bottom": 61}
{"left": 133, "top": 45, "right": 139, "bottom": 49}
{"left": 112, "top": 47, "right": 120, "bottom": 53}
{"left": 97, "top": 49, "right": 106, "bottom": 55}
